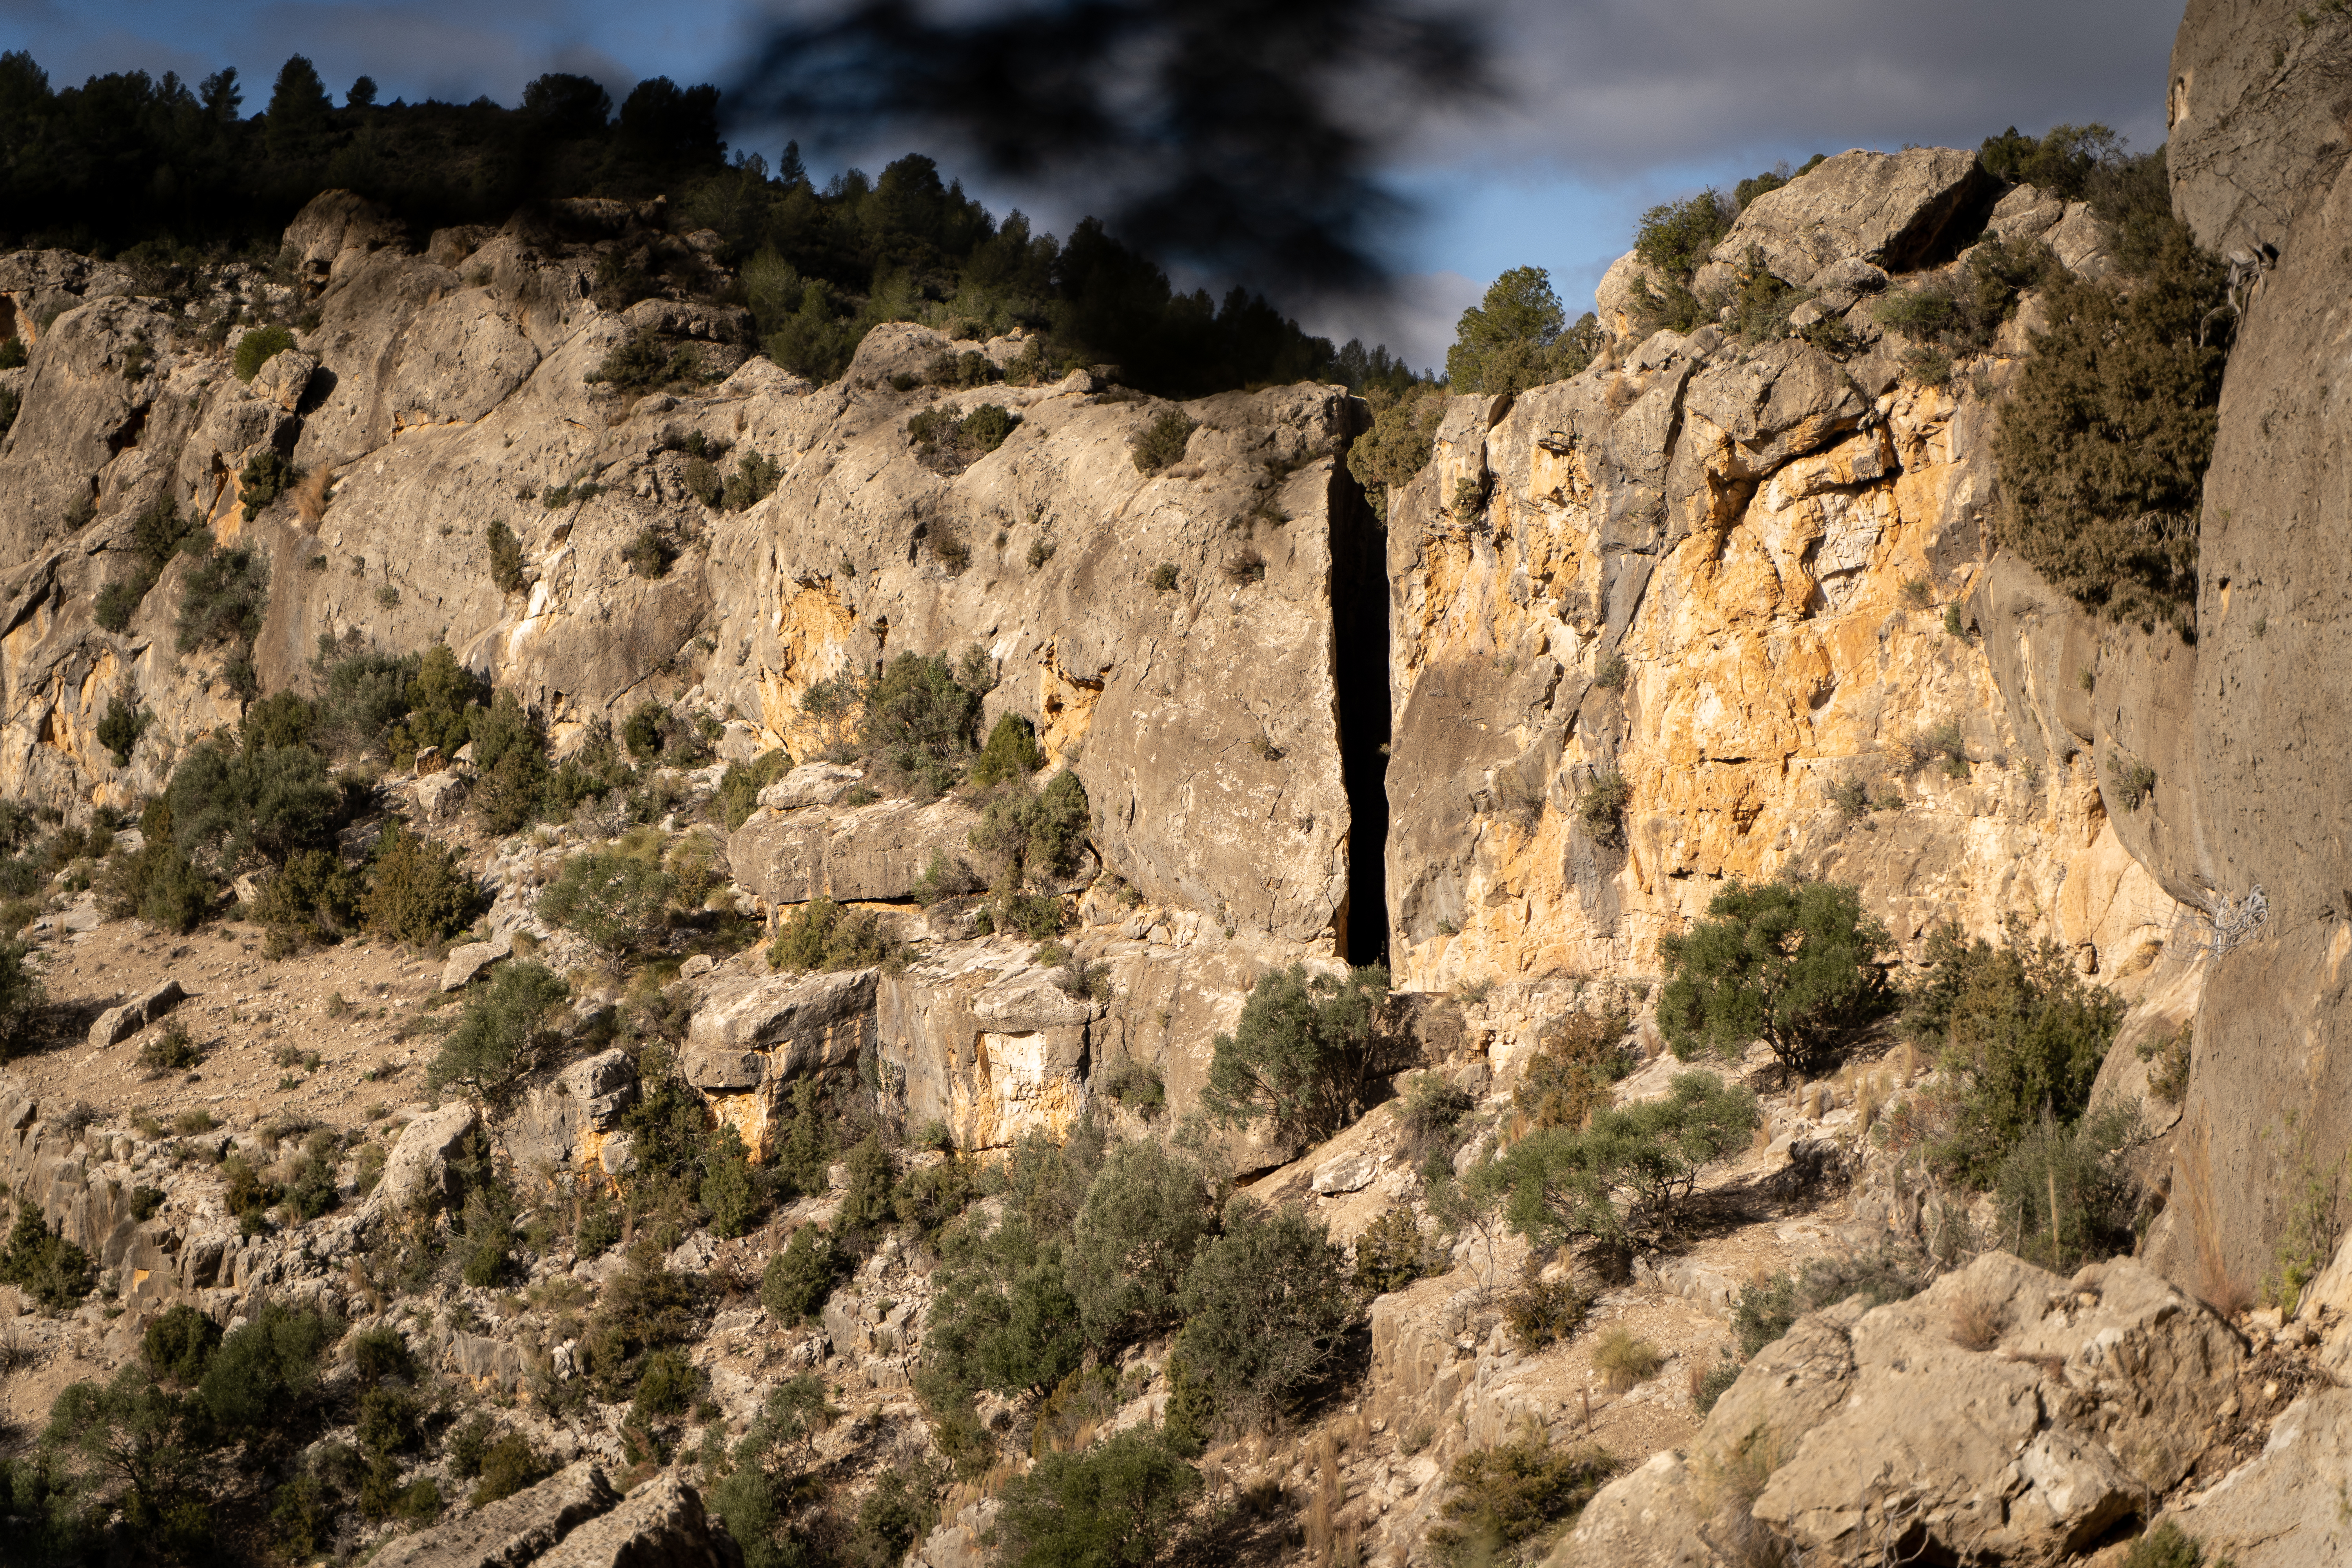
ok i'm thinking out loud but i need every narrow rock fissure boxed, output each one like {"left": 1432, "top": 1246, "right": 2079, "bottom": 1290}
{"left": 1328, "top": 457, "right": 1391, "bottom": 968}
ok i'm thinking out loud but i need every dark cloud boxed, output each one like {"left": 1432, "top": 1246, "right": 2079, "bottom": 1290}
{"left": 731, "top": 0, "right": 1494, "bottom": 297}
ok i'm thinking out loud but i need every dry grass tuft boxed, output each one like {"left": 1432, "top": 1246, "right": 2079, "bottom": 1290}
{"left": 1950, "top": 1293, "right": 2002, "bottom": 1350}
{"left": 1593, "top": 1325, "right": 1663, "bottom": 1393}
{"left": 293, "top": 463, "right": 334, "bottom": 524}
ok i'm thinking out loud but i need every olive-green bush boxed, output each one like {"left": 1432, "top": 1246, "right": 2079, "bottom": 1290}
{"left": 426, "top": 961, "right": 570, "bottom": 1093}
{"left": 1994, "top": 220, "right": 2228, "bottom": 634}
{"left": 359, "top": 825, "right": 480, "bottom": 947}
{"left": 1201, "top": 963, "right": 1393, "bottom": 1144}
{"left": 1428, "top": 1436, "right": 1617, "bottom": 1566}
{"left": 1903, "top": 923, "right": 2125, "bottom": 1187}
{"left": 1065, "top": 1140, "right": 1220, "bottom": 1347}
{"left": 233, "top": 324, "right": 295, "bottom": 381}
{"left": 993, "top": 1429, "right": 1201, "bottom": 1568}
{"left": 769, "top": 894, "right": 893, "bottom": 972}
{"left": 2, "top": 1200, "right": 96, "bottom": 1311}
{"left": 1657, "top": 880, "right": 1895, "bottom": 1074}
{"left": 1176, "top": 1198, "right": 1357, "bottom": 1428}
{"left": 537, "top": 847, "right": 674, "bottom": 970}
{"left": 1490, "top": 1071, "right": 1760, "bottom": 1250}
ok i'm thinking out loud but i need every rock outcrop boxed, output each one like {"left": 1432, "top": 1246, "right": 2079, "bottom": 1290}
{"left": 1555, "top": 1254, "right": 2247, "bottom": 1568}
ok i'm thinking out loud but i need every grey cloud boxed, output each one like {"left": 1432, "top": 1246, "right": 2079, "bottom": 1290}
{"left": 1437, "top": 0, "right": 2176, "bottom": 177}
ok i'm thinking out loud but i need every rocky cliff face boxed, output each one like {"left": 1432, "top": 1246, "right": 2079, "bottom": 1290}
{"left": 7, "top": 15, "right": 2352, "bottom": 1559}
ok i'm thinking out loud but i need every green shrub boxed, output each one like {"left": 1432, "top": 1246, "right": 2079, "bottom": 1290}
{"left": 484, "top": 518, "right": 526, "bottom": 593}
{"left": 1732, "top": 1241, "right": 1931, "bottom": 1357}
{"left": 1175, "top": 1198, "right": 1356, "bottom": 1428}
{"left": 1994, "top": 222, "right": 2227, "bottom": 634}
{"left": 1352, "top": 1204, "right": 1437, "bottom": 1297}
{"left": 175, "top": 539, "right": 269, "bottom": 655}
{"left": 1694, "top": 1355, "right": 1740, "bottom": 1414}
{"left": 233, "top": 324, "right": 295, "bottom": 381}
{"left": 1098, "top": 1057, "right": 1165, "bottom": 1116}
{"left": 469, "top": 1433, "right": 546, "bottom": 1507}
{"left": 1627, "top": 189, "right": 1732, "bottom": 334}
{"left": 699, "top": 1124, "right": 767, "bottom": 1238}
{"left": 43, "top": 1365, "right": 212, "bottom": 1552}
{"left": 1904, "top": 924, "right": 2124, "bottom": 1187}
{"left": 1399, "top": 1070, "right": 1475, "bottom": 1166}
{"left": 709, "top": 1375, "right": 845, "bottom": 1568}
{"left": 622, "top": 526, "right": 674, "bottom": 579}
{"left": 2121, "top": 1521, "right": 2225, "bottom": 1568}
{"left": 361, "top": 825, "right": 481, "bottom": 947}
{"left": 1574, "top": 770, "right": 1631, "bottom": 849}
{"left": 1132, "top": 410, "right": 1198, "bottom": 474}
{"left": 622, "top": 700, "right": 666, "bottom": 760}
{"left": 970, "top": 711, "right": 1045, "bottom": 788}
{"left": 925, "top": 1214, "right": 1086, "bottom": 1400}
{"left": 1445, "top": 267, "right": 1595, "bottom": 394}
{"left": 716, "top": 748, "right": 791, "bottom": 830}
{"left": 1657, "top": 880, "right": 1895, "bottom": 1074}
{"left": 581, "top": 1259, "right": 702, "bottom": 1401}
{"left": 585, "top": 328, "right": 707, "bottom": 394}
{"left": 1428, "top": 1436, "right": 1616, "bottom": 1566}
{"left": 142, "top": 1304, "right": 221, "bottom": 1384}
{"left": 538, "top": 848, "right": 674, "bottom": 971}
{"left": 165, "top": 736, "right": 345, "bottom": 873}
{"left": 0, "top": 335, "right": 23, "bottom": 369}
{"left": 198, "top": 1301, "right": 338, "bottom": 1437}
{"left": 1493, "top": 1072, "right": 1760, "bottom": 1250}
{"left": 2, "top": 1201, "right": 96, "bottom": 1311}
{"left": 2108, "top": 752, "right": 2157, "bottom": 811}
{"left": 137, "top": 1023, "right": 202, "bottom": 1074}
{"left": 95, "top": 696, "right": 147, "bottom": 766}
{"left": 1344, "top": 387, "right": 1446, "bottom": 519}
{"left": 2138, "top": 1021, "right": 2192, "bottom": 1103}
{"left": 994, "top": 1428, "right": 1201, "bottom": 1568}
{"left": 377, "top": 644, "right": 483, "bottom": 765}
{"left": 720, "top": 451, "right": 781, "bottom": 511}
{"left": 761, "top": 1224, "right": 847, "bottom": 1322}
{"left": 1148, "top": 561, "right": 1180, "bottom": 592}
{"left": 1201, "top": 963, "right": 1394, "bottom": 1145}
{"left": 470, "top": 691, "right": 554, "bottom": 833}
{"left": 1993, "top": 1106, "right": 2145, "bottom": 1271}
{"left": 768, "top": 894, "right": 892, "bottom": 972}
{"left": 1066, "top": 1140, "right": 1220, "bottom": 1347}
{"left": 426, "top": 961, "right": 570, "bottom": 1093}
{"left": 773, "top": 1079, "right": 837, "bottom": 1199}
{"left": 100, "top": 839, "right": 215, "bottom": 933}
{"left": 1517, "top": 1010, "right": 1631, "bottom": 1132}
{"left": 1501, "top": 1264, "right": 1592, "bottom": 1351}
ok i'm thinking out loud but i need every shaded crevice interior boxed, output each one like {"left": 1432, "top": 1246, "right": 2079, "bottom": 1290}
{"left": 1328, "top": 459, "right": 1392, "bottom": 968}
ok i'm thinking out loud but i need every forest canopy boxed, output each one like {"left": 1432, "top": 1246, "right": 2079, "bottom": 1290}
{"left": 0, "top": 51, "right": 1430, "bottom": 401}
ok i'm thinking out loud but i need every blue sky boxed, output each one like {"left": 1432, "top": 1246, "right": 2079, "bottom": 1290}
{"left": 0, "top": 0, "right": 2180, "bottom": 369}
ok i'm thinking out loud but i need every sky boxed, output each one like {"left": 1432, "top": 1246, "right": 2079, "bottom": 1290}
{"left": 0, "top": 0, "right": 2182, "bottom": 370}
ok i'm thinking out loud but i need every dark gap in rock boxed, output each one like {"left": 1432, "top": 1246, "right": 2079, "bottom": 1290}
{"left": 1327, "top": 437, "right": 1390, "bottom": 968}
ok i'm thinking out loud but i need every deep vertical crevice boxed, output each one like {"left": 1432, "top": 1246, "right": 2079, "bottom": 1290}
{"left": 1328, "top": 450, "right": 1391, "bottom": 968}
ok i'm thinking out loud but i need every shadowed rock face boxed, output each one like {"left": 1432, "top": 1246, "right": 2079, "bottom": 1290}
{"left": 0, "top": 194, "right": 1371, "bottom": 949}
{"left": 2168, "top": 0, "right": 2352, "bottom": 258}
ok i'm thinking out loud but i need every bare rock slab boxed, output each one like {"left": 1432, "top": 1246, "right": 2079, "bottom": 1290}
{"left": 440, "top": 936, "right": 513, "bottom": 992}
{"left": 88, "top": 979, "right": 185, "bottom": 1050}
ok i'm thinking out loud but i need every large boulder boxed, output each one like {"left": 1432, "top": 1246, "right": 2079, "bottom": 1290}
{"left": 2161, "top": 1388, "right": 2352, "bottom": 1568}
{"left": 534, "top": 1473, "right": 735, "bottom": 1567}
{"left": 372, "top": 1103, "right": 482, "bottom": 1214}
{"left": 369, "top": 1460, "right": 617, "bottom": 1568}
{"left": 505, "top": 1047, "right": 637, "bottom": 1182}
{"left": 682, "top": 968, "right": 878, "bottom": 1157}
{"left": 1552, "top": 1254, "right": 2244, "bottom": 1568}
{"left": 729, "top": 795, "right": 985, "bottom": 906}
{"left": 1695, "top": 147, "right": 1994, "bottom": 293}
{"left": 88, "top": 980, "right": 185, "bottom": 1050}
